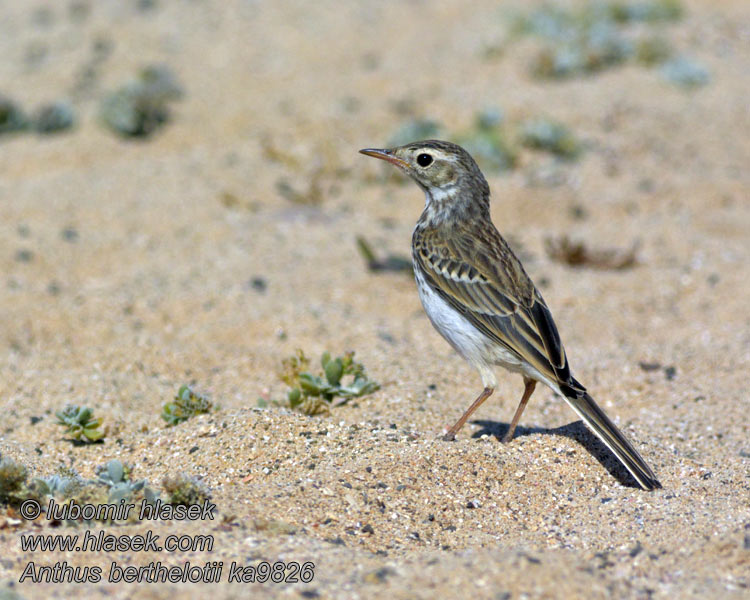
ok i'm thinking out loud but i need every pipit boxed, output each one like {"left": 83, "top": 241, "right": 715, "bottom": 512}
{"left": 360, "top": 140, "right": 660, "bottom": 490}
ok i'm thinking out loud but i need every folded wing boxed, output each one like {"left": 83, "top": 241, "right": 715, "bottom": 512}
{"left": 414, "top": 229, "right": 585, "bottom": 396}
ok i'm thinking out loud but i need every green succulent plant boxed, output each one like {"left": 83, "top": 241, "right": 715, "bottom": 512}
{"left": 32, "top": 473, "right": 83, "bottom": 499}
{"left": 96, "top": 460, "right": 155, "bottom": 503}
{"left": 0, "top": 455, "right": 29, "bottom": 505}
{"left": 0, "top": 455, "right": 90, "bottom": 507}
{"left": 0, "top": 456, "right": 198, "bottom": 525}
{"left": 454, "top": 109, "right": 518, "bottom": 173}
{"left": 162, "top": 385, "right": 213, "bottom": 426}
{"left": 387, "top": 118, "right": 444, "bottom": 148}
{"left": 162, "top": 474, "right": 211, "bottom": 506}
{"left": 279, "top": 350, "right": 380, "bottom": 415}
{"left": 93, "top": 459, "right": 156, "bottom": 504}
{"left": 100, "top": 64, "right": 183, "bottom": 138}
{"left": 55, "top": 405, "right": 104, "bottom": 443}
{"left": 512, "top": 1, "right": 684, "bottom": 79}
{"left": 520, "top": 118, "right": 582, "bottom": 159}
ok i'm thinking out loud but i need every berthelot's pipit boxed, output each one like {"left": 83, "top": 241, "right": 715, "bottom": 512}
{"left": 360, "top": 140, "right": 661, "bottom": 490}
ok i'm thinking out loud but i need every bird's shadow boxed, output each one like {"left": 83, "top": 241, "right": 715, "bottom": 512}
{"left": 471, "top": 419, "right": 643, "bottom": 489}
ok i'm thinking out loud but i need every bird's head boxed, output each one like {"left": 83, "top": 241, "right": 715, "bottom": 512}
{"left": 359, "top": 140, "right": 489, "bottom": 222}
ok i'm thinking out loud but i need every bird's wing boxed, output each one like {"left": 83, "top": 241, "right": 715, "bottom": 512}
{"left": 413, "top": 227, "right": 584, "bottom": 396}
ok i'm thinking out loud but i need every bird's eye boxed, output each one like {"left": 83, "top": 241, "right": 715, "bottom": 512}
{"left": 416, "top": 153, "right": 433, "bottom": 167}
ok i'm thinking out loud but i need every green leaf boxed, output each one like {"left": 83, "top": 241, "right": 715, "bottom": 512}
{"left": 339, "top": 377, "right": 380, "bottom": 397}
{"left": 144, "top": 487, "right": 158, "bottom": 504}
{"left": 83, "top": 427, "right": 104, "bottom": 442}
{"left": 298, "top": 373, "right": 325, "bottom": 395}
{"left": 288, "top": 388, "right": 302, "bottom": 407}
{"left": 109, "top": 485, "right": 131, "bottom": 503}
{"left": 107, "top": 461, "right": 124, "bottom": 483}
{"left": 161, "top": 403, "right": 181, "bottom": 426}
{"left": 324, "top": 358, "right": 344, "bottom": 386}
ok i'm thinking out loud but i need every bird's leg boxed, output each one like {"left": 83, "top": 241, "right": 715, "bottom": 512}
{"left": 442, "top": 387, "right": 494, "bottom": 441}
{"left": 502, "top": 377, "right": 536, "bottom": 443}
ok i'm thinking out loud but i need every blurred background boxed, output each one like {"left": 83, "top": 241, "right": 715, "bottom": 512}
{"left": 2, "top": 0, "right": 748, "bottom": 447}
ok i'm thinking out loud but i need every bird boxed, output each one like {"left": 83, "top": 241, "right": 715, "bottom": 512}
{"left": 359, "top": 140, "right": 661, "bottom": 490}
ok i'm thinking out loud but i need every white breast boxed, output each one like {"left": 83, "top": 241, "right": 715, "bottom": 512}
{"left": 414, "top": 266, "right": 521, "bottom": 388}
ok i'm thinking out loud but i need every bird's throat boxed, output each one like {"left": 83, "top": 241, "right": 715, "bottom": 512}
{"left": 420, "top": 185, "right": 490, "bottom": 227}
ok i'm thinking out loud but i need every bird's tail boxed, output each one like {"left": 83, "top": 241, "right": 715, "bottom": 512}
{"left": 561, "top": 391, "right": 661, "bottom": 490}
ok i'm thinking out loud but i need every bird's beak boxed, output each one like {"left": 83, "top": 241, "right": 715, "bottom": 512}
{"left": 359, "top": 148, "right": 410, "bottom": 170}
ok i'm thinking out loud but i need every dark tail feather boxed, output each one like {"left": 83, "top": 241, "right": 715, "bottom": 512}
{"left": 561, "top": 392, "right": 661, "bottom": 490}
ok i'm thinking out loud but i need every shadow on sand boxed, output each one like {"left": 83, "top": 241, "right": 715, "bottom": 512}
{"left": 471, "top": 419, "right": 644, "bottom": 489}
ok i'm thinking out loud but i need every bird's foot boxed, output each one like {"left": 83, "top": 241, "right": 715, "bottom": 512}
{"left": 440, "top": 431, "right": 456, "bottom": 442}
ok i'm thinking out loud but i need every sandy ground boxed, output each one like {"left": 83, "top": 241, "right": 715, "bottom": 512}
{"left": 0, "top": 0, "right": 749, "bottom": 598}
